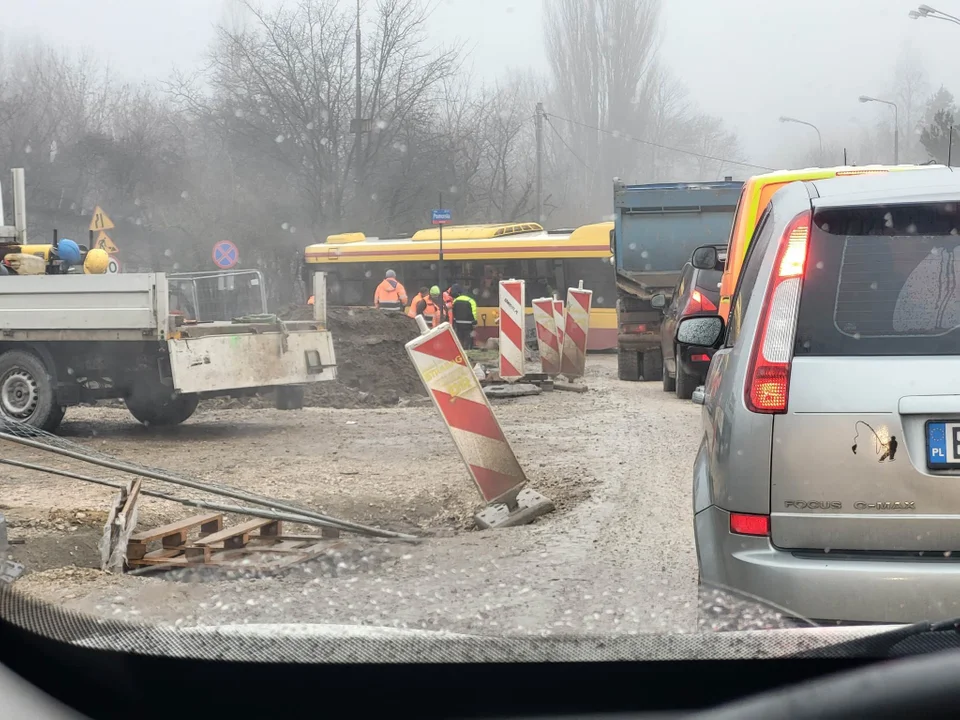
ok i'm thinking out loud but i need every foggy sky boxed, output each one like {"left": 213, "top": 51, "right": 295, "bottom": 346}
{"left": 5, "top": 0, "right": 959, "bottom": 171}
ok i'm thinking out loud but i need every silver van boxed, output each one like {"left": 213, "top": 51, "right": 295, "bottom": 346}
{"left": 679, "top": 168, "right": 960, "bottom": 624}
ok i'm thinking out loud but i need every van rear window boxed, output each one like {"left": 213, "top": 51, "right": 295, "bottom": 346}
{"left": 795, "top": 202, "right": 960, "bottom": 356}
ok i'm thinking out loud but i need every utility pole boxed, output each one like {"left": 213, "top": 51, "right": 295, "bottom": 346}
{"left": 535, "top": 101, "right": 544, "bottom": 223}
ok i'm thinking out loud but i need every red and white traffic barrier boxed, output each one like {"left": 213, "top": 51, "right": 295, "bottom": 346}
{"left": 560, "top": 283, "right": 593, "bottom": 380}
{"left": 532, "top": 298, "right": 561, "bottom": 376}
{"left": 498, "top": 279, "right": 525, "bottom": 381}
{"left": 553, "top": 299, "right": 565, "bottom": 350}
{"left": 406, "top": 321, "right": 554, "bottom": 528}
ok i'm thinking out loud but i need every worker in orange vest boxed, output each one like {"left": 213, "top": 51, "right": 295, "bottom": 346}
{"left": 442, "top": 287, "right": 454, "bottom": 324}
{"left": 407, "top": 286, "right": 430, "bottom": 318}
{"left": 415, "top": 286, "right": 444, "bottom": 328}
{"left": 373, "top": 269, "right": 407, "bottom": 311}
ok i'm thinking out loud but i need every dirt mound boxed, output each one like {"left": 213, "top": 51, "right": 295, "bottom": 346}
{"left": 201, "top": 306, "right": 426, "bottom": 411}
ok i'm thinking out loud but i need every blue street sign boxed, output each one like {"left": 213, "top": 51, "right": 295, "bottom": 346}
{"left": 212, "top": 240, "right": 239, "bottom": 269}
{"left": 432, "top": 209, "right": 452, "bottom": 225}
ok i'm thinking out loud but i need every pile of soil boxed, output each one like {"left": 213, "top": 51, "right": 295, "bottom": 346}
{"left": 201, "top": 306, "right": 427, "bottom": 411}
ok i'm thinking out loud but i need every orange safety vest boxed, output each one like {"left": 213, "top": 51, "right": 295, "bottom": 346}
{"left": 374, "top": 278, "right": 407, "bottom": 308}
{"left": 417, "top": 297, "right": 443, "bottom": 327}
{"left": 406, "top": 293, "right": 425, "bottom": 318}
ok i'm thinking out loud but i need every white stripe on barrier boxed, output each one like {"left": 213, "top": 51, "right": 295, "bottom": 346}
{"left": 560, "top": 286, "right": 593, "bottom": 380}
{"left": 532, "top": 298, "right": 561, "bottom": 376}
{"left": 498, "top": 279, "right": 525, "bottom": 381}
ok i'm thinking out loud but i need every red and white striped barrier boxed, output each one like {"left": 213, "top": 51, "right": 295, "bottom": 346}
{"left": 560, "top": 284, "right": 593, "bottom": 380}
{"left": 532, "top": 298, "right": 561, "bottom": 376}
{"left": 498, "top": 279, "right": 525, "bottom": 381}
{"left": 553, "top": 299, "right": 565, "bottom": 350}
{"left": 406, "top": 321, "right": 555, "bottom": 528}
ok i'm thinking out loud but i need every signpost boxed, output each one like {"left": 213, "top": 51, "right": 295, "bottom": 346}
{"left": 432, "top": 197, "right": 451, "bottom": 294}
{"left": 212, "top": 240, "right": 239, "bottom": 270}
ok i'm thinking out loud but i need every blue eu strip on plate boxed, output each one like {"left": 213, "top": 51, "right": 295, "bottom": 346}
{"left": 927, "top": 421, "right": 959, "bottom": 469}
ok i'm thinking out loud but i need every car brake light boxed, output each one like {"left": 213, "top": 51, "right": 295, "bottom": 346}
{"left": 745, "top": 210, "right": 811, "bottom": 414}
{"left": 730, "top": 512, "right": 770, "bottom": 536}
{"left": 691, "top": 353, "right": 711, "bottom": 362}
{"left": 683, "top": 289, "right": 718, "bottom": 315}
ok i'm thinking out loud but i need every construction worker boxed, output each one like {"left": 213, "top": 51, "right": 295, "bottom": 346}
{"left": 415, "top": 285, "right": 444, "bottom": 328}
{"left": 450, "top": 283, "right": 477, "bottom": 349}
{"left": 442, "top": 287, "right": 454, "bottom": 324}
{"left": 407, "top": 286, "right": 430, "bottom": 318}
{"left": 374, "top": 269, "right": 407, "bottom": 311}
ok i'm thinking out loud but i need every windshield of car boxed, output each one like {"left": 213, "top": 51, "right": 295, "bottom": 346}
{"left": 3, "top": 0, "right": 958, "bottom": 663}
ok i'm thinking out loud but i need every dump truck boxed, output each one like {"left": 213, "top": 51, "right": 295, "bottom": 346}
{"left": 0, "top": 168, "right": 336, "bottom": 430}
{"left": 613, "top": 179, "right": 743, "bottom": 381}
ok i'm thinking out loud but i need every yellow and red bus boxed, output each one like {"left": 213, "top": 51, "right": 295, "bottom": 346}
{"left": 303, "top": 221, "right": 617, "bottom": 350}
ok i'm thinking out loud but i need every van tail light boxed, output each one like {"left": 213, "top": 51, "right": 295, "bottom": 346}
{"left": 745, "top": 210, "right": 811, "bottom": 414}
{"left": 683, "top": 289, "right": 718, "bottom": 315}
{"left": 730, "top": 512, "right": 770, "bottom": 536}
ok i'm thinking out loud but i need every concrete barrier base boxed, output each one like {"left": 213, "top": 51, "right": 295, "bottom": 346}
{"left": 474, "top": 487, "right": 556, "bottom": 529}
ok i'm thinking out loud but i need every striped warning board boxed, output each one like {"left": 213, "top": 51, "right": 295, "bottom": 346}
{"left": 560, "top": 286, "right": 593, "bottom": 379}
{"left": 532, "top": 298, "right": 561, "bottom": 376}
{"left": 498, "top": 279, "right": 525, "bottom": 381}
{"left": 553, "top": 299, "right": 565, "bottom": 351}
{"left": 406, "top": 323, "right": 527, "bottom": 504}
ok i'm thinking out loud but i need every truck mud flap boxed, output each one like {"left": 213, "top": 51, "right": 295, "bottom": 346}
{"left": 167, "top": 331, "right": 336, "bottom": 395}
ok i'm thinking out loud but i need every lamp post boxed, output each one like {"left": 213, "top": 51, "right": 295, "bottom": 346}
{"left": 779, "top": 116, "right": 823, "bottom": 164}
{"left": 910, "top": 4, "right": 960, "bottom": 25}
{"left": 859, "top": 95, "right": 899, "bottom": 164}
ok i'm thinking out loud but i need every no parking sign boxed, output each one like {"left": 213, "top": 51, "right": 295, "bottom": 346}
{"left": 212, "top": 240, "right": 239, "bottom": 270}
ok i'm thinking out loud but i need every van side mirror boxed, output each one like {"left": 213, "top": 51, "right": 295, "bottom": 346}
{"left": 651, "top": 294, "right": 666, "bottom": 310}
{"left": 691, "top": 245, "right": 719, "bottom": 271}
{"left": 677, "top": 316, "right": 724, "bottom": 348}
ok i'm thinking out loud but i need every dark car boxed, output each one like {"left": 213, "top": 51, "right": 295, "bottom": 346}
{"left": 651, "top": 245, "right": 725, "bottom": 399}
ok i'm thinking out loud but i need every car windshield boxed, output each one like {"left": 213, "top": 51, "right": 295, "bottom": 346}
{"left": 3, "top": 0, "right": 959, "bottom": 664}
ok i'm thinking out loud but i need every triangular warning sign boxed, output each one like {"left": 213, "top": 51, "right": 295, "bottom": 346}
{"left": 89, "top": 206, "right": 115, "bottom": 232}
{"left": 95, "top": 231, "right": 119, "bottom": 254}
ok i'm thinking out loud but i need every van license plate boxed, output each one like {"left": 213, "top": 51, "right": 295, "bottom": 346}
{"left": 926, "top": 421, "right": 960, "bottom": 469}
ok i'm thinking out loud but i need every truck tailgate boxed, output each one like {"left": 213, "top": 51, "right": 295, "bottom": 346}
{"left": 168, "top": 322, "right": 336, "bottom": 394}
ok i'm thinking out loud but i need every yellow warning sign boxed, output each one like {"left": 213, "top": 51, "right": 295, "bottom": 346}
{"left": 95, "top": 231, "right": 119, "bottom": 254}
{"left": 89, "top": 206, "right": 115, "bottom": 232}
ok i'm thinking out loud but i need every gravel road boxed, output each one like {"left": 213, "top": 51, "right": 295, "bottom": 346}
{"left": 7, "top": 355, "right": 705, "bottom": 635}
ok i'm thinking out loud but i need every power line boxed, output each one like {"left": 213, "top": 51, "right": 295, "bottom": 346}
{"left": 544, "top": 111, "right": 775, "bottom": 172}
{"left": 543, "top": 114, "right": 595, "bottom": 174}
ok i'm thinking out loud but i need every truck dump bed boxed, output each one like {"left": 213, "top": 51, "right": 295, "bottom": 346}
{"left": 614, "top": 181, "right": 743, "bottom": 296}
{"left": 0, "top": 273, "right": 337, "bottom": 394}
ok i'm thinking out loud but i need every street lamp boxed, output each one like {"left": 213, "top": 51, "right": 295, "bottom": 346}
{"left": 909, "top": 4, "right": 960, "bottom": 25}
{"left": 859, "top": 95, "right": 899, "bottom": 164}
{"left": 779, "top": 116, "right": 823, "bottom": 164}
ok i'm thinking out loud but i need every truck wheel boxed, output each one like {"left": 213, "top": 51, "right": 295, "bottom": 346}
{"left": 124, "top": 392, "right": 199, "bottom": 427}
{"left": 675, "top": 347, "right": 697, "bottom": 400}
{"left": 641, "top": 350, "right": 662, "bottom": 382}
{"left": 662, "top": 363, "right": 676, "bottom": 392}
{"left": 0, "top": 350, "right": 65, "bottom": 432}
{"left": 617, "top": 348, "right": 640, "bottom": 381}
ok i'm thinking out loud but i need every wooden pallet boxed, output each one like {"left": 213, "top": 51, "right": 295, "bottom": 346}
{"left": 126, "top": 514, "right": 340, "bottom": 571}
